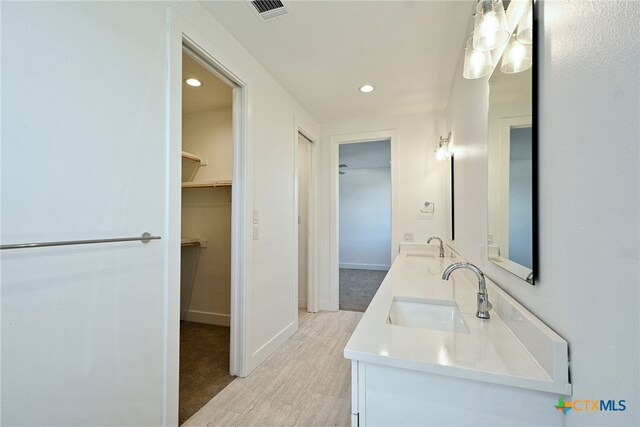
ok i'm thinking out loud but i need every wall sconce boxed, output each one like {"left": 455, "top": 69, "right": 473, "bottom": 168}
{"left": 435, "top": 132, "right": 452, "bottom": 160}
{"left": 463, "top": 33, "right": 493, "bottom": 79}
{"left": 473, "top": 0, "right": 509, "bottom": 51}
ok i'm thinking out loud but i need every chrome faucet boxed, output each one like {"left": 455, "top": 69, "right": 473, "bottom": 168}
{"left": 427, "top": 236, "right": 445, "bottom": 257}
{"left": 442, "top": 262, "right": 492, "bottom": 319}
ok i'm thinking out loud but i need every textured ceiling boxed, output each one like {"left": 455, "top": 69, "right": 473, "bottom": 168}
{"left": 201, "top": 1, "right": 474, "bottom": 123}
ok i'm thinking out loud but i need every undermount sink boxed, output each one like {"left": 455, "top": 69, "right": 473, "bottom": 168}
{"left": 405, "top": 252, "right": 436, "bottom": 258}
{"left": 387, "top": 297, "right": 470, "bottom": 334}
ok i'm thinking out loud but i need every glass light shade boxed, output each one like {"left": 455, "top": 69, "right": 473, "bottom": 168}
{"left": 463, "top": 35, "right": 493, "bottom": 79}
{"left": 473, "top": 0, "right": 510, "bottom": 51}
{"left": 517, "top": 3, "right": 533, "bottom": 44}
{"left": 501, "top": 36, "right": 532, "bottom": 73}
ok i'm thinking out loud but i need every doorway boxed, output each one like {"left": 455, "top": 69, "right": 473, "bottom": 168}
{"left": 329, "top": 130, "right": 399, "bottom": 312}
{"left": 295, "top": 130, "right": 319, "bottom": 314}
{"left": 178, "top": 45, "right": 239, "bottom": 424}
{"left": 297, "top": 133, "right": 312, "bottom": 311}
{"left": 338, "top": 140, "right": 391, "bottom": 312}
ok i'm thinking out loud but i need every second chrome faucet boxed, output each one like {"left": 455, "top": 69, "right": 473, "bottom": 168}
{"left": 427, "top": 236, "right": 444, "bottom": 257}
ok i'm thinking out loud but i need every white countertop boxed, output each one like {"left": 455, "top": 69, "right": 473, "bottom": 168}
{"left": 344, "top": 244, "right": 572, "bottom": 395}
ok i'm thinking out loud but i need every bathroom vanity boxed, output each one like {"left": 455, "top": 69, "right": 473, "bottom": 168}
{"left": 344, "top": 244, "right": 571, "bottom": 426}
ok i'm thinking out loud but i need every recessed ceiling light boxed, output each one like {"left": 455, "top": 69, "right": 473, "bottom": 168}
{"left": 185, "top": 78, "right": 202, "bottom": 87}
{"left": 359, "top": 84, "right": 375, "bottom": 93}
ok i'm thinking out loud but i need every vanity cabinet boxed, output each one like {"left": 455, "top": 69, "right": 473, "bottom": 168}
{"left": 344, "top": 244, "right": 571, "bottom": 427}
{"left": 351, "top": 361, "right": 563, "bottom": 426}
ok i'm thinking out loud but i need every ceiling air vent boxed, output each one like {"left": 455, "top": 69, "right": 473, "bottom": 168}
{"left": 250, "top": 0, "right": 289, "bottom": 22}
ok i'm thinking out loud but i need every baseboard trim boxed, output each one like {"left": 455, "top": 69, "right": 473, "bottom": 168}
{"left": 319, "top": 299, "right": 336, "bottom": 312}
{"left": 183, "top": 309, "right": 230, "bottom": 326}
{"left": 339, "top": 263, "right": 390, "bottom": 271}
{"left": 248, "top": 320, "right": 297, "bottom": 373}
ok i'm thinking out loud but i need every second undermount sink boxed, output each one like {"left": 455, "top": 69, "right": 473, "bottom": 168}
{"left": 405, "top": 252, "right": 437, "bottom": 258}
{"left": 387, "top": 297, "right": 470, "bottom": 334}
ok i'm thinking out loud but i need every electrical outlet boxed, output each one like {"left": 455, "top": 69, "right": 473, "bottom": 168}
{"left": 487, "top": 233, "right": 494, "bottom": 244}
{"left": 253, "top": 210, "right": 259, "bottom": 224}
{"left": 253, "top": 225, "right": 259, "bottom": 240}
{"left": 403, "top": 232, "right": 414, "bottom": 242}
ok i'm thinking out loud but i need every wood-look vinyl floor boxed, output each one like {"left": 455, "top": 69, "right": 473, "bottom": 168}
{"left": 183, "top": 310, "right": 363, "bottom": 427}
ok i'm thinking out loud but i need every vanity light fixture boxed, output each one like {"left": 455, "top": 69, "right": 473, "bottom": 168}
{"left": 516, "top": 0, "right": 533, "bottom": 45}
{"left": 359, "top": 84, "right": 375, "bottom": 93}
{"left": 185, "top": 78, "right": 202, "bottom": 87}
{"left": 435, "top": 132, "right": 452, "bottom": 161}
{"left": 501, "top": 34, "right": 532, "bottom": 73}
{"left": 473, "top": 0, "right": 509, "bottom": 51}
{"left": 463, "top": 33, "right": 493, "bottom": 79}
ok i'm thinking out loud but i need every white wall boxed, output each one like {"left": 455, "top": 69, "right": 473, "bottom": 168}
{"left": 1, "top": 1, "right": 320, "bottom": 424}
{"left": 183, "top": 107, "right": 233, "bottom": 183}
{"left": 320, "top": 111, "right": 447, "bottom": 309}
{"left": 181, "top": 188, "right": 232, "bottom": 325}
{"left": 446, "top": 2, "right": 640, "bottom": 426}
{"left": 339, "top": 167, "right": 391, "bottom": 270}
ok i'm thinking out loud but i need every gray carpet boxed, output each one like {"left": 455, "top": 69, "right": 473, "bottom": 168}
{"left": 179, "top": 321, "right": 235, "bottom": 425}
{"left": 339, "top": 268, "right": 388, "bottom": 312}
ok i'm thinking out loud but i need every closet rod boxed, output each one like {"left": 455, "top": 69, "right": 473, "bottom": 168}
{"left": 0, "top": 232, "right": 161, "bottom": 250}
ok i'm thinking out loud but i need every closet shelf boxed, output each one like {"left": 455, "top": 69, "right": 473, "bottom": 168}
{"left": 182, "top": 180, "right": 232, "bottom": 189}
{"left": 181, "top": 151, "right": 203, "bottom": 164}
{"left": 182, "top": 151, "right": 205, "bottom": 182}
{"left": 181, "top": 238, "right": 202, "bottom": 248}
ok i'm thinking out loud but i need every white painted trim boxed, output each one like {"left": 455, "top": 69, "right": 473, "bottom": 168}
{"left": 167, "top": 7, "right": 250, "bottom": 425}
{"left": 184, "top": 310, "right": 231, "bottom": 326}
{"left": 339, "top": 263, "right": 390, "bottom": 271}
{"left": 329, "top": 130, "right": 399, "bottom": 312}
{"left": 248, "top": 320, "right": 297, "bottom": 372}
{"left": 294, "top": 119, "right": 320, "bottom": 314}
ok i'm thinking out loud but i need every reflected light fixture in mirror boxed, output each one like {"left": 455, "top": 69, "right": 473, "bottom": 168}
{"left": 501, "top": 35, "right": 532, "bottom": 73}
{"left": 473, "top": 0, "right": 510, "bottom": 51}
{"left": 516, "top": 1, "right": 533, "bottom": 44}
{"left": 463, "top": 33, "right": 493, "bottom": 79}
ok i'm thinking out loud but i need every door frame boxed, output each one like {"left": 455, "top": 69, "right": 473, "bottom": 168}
{"left": 167, "top": 9, "right": 249, "bottom": 425}
{"left": 293, "top": 124, "right": 319, "bottom": 314}
{"left": 328, "top": 130, "right": 399, "bottom": 311}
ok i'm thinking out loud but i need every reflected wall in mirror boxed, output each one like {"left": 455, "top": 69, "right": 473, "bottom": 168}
{"left": 487, "top": 59, "right": 534, "bottom": 284}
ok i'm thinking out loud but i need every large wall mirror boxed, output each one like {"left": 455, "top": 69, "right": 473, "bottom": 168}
{"left": 487, "top": 24, "right": 535, "bottom": 284}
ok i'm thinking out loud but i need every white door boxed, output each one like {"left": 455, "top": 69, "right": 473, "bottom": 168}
{"left": 1, "top": 3, "right": 169, "bottom": 425}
